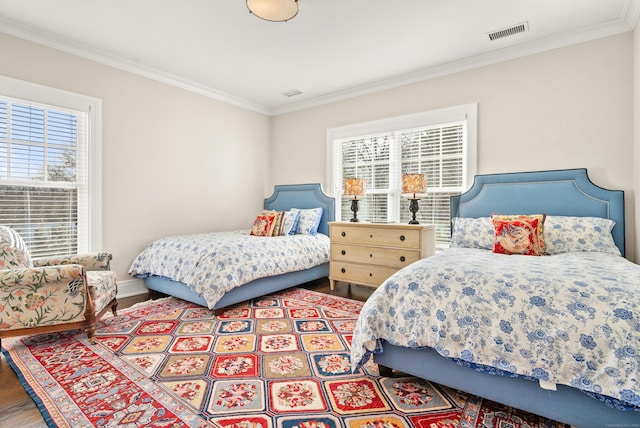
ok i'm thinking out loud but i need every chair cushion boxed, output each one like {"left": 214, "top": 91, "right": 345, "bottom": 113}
{"left": 86, "top": 270, "right": 118, "bottom": 314}
{"left": 0, "top": 226, "right": 33, "bottom": 269}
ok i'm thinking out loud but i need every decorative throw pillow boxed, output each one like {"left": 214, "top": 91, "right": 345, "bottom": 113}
{"left": 295, "top": 207, "right": 323, "bottom": 235}
{"left": 544, "top": 216, "right": 620, "bottom": 255}
{"left": 280, "top": 208, "right": 301, "bottom": 236}
{"left": 491, "top": 214, "right": 546, "bottom": 256}
{"left": 0, "top": 225, "right": 33, "bottom": 269}
{"left": 449, "top": 217, "right": 494, "bottom": 250}
{"left": 492, "top": 214, "right": 546, "bottom": 249}
{"left": 263, "top": 210, "right": 284, "bottom": 236}
{"left": 250, "top": 214, "right": 277, "bottom": 237}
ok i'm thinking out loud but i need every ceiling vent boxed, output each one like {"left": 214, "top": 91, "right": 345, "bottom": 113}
{"left": 487, "top": 22, "right": 529, "bottom": 41}
{"left": 282, "top": 89, "right": 303, "bottom": 97}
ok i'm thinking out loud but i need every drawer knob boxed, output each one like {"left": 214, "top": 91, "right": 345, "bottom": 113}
{"left": 400, "top": 235, "right": 406, "bottom": 241}
{"left": 400, "top": 256, "right": 406, "bottom": 262}
{"left": 341, "top": 250, "right": 346, "bottom": 255}
{"left": 369, "top": 273, "right": 373, "bottom": 277}
{"left": 370, "top": 234, "right": 373, "bottom": 238}
{"left": 370, "top": 253, "right": 373, "bottom": 258}
{"left": 341, "top": 268, "right": 346, "bottom": 273}
{"left": 341, "top": 231, "right": 346, "bottom": 237}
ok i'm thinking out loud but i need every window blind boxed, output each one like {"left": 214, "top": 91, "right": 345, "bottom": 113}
{"left": 0, "top": 97, "right": 88, "bottom": 258}
{"left": 333, "top": 118, "right": 468, "bottom": 249}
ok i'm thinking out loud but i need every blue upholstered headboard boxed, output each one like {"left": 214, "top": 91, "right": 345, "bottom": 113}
{"left": 264, "top": 183, "right": 335, "bottom": 236}
{"left": 450, "top": 169, "right": 625, "bottom": 257}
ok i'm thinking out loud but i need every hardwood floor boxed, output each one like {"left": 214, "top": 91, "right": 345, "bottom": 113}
{"left": 0, "top": 279, "right": 373, "bottom": 427}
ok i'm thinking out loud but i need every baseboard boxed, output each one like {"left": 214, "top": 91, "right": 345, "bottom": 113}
{"left": 117, "top": 278, "right": 147, "bottom": 298}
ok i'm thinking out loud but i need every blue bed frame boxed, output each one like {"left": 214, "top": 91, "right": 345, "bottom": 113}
{"left": 374, "top": 169, "right": 636, "bottom": 427}
{"left": 144, "top": 183, "right": 335, "bottom": 309}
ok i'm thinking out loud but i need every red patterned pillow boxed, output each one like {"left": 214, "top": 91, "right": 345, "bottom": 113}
{"left": 250, "top": 214, "right": 277, "bottom": 237}
{"left": 491, "top": 214, "right": 545, "bottom": 256}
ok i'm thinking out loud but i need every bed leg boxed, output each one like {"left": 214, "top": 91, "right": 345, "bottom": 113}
{"left": 378, "top": 364, "right": 394, "bottom": 377}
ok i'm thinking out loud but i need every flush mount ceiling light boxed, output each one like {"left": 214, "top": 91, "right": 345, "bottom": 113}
{"left": 247, "top": 0, "right": 299, "bottom": 22}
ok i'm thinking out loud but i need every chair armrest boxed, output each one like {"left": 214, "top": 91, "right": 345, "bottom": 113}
{"left": 0, "top": 265, "right": 90, "bottom": 330}
{"left": 32, "top": 252, "right": 112, "bottom": 271}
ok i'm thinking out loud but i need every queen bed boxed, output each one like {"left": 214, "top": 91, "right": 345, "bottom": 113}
{"left": 129, "top": 183, "right": 334, "bottom": 310}
{"left": 350, "top": 169, "right": 639, "bottom": 427}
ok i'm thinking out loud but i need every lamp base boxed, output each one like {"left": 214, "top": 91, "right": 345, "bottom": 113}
{"left": 350, "top": 198, "right": 360, "bottom": 222}
{"left": 408, "top": 198, "right": 420, "bottom": 224}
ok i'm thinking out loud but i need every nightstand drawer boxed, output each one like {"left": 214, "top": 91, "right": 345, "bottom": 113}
{"left": 328, "top": 222, "right": 435, "bottom": 291}
{"left": 330, "top": 261, "right": 398, "bottom": 288}
{"left": 331, "top": 224, "right": 421, "bottom": 249}
{"left": 331, "top": 244, "right": 420, "bottom": 269}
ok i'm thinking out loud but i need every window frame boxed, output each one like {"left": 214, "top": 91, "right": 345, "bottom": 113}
{"left": 0, "top": 74, "right": 103, "bottom": 253}
{"left": 326, "top": 104, "right": 477, "bottom": 244}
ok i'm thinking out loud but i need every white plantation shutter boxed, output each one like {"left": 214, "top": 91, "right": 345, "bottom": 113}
{"left": 0, "top": 78, "right": 100, "bottom": 258}
{"left": 336, "top": 134, "right": 393, "bottom": 223}
{"left": 329, "top": 104, "right": 476, "bottom": 249}
{"left": 399, "top": 122, "right": 465, "bottom": 245}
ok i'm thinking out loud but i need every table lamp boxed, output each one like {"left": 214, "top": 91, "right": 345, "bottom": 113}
{"left": 343, "top": 178, "right": 366, "bottom": 222}
{"left": 402, "top": 173, "right": 427, "bottom": 224}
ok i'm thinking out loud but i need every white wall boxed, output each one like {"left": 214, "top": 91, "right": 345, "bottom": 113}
{"left": 634, "top": 22, "right": 640, "bottom": 263}
{"left": 0, "top": 32, "right": 271, "bottom": 281}
{"left": 271, "top": 33, "right": 636, "bottom": 262}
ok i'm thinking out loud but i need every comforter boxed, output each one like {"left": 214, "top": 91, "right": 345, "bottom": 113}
{"left": 129, "top": 230, "right": 330, "bottom": 308}
{"left": 351, "top": 248, "right": 640, "bottom": 410}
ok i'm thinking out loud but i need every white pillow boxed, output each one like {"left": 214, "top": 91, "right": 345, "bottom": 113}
{"left": 544, "top": 216, "right": 620, "bottom": 255}
{"left": 279, "top": 209, "right": 301, "bottom": 236}
{"left": 295, "top": 207, "right": 323, "bottom": 235}
{"left": 449, "top": 217, "right": 494, "bottom": 250}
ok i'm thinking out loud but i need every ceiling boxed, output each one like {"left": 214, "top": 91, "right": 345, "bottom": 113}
{"left": 0, "top": 0, "right": 638, "bottom": 115}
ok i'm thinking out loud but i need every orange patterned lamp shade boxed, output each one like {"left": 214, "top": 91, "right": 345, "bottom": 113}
{"left": 402, "top": 174, "right": 427, "bottom": 198}
{"left": 343, "top": 178, "right": 366, "bottom": 199}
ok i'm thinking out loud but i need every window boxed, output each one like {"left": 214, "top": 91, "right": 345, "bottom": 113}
{"left": 0, "top": 76, "right": 102, "bottom": 258}
{"left": 327, "top": 104, "right": 477, "bottom": 249}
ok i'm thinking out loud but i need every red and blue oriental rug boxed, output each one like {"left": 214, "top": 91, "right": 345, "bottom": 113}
{"left": 2, "top": 287, "right": 565, "bottom": 427}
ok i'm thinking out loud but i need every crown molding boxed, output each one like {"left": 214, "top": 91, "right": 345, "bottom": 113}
{"left": 0, "top": 9, "right": 636, "bottom": 117}
{"left": 270, "top": 18, "right": 635, "bottom": 115}
{"left": 623, "top": 0, "right": 640, "bottom": 29}
{"left": 0, "top": 18, "right": 271, "bottom": 115}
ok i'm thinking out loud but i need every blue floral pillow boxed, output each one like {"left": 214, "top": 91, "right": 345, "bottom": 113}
{"left": 295, "top": 207, "right": 323, "bottom": 236}
{"left": 544, "top": 216, "right": 620, "bottom": 255}
{"left": 279, "top": 208, "right": 301, "bottom": 236}
{"left": 449, "top": 217, "right": 494, "bottom": 250}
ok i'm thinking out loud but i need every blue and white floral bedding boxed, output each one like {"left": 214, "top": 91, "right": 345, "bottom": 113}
{"left": 351, "top": 248, "right": 640, "bottom": 410}
{"left": 129, "top": 230, "right": 330, "bottom": 308}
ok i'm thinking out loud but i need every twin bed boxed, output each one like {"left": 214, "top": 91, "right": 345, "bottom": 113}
{"left": 129, "top": 183, "right": 334, "bottom": 309}
{"left": 129, "top": 170, "right": 639, "bottom": 426}
{"left": 351, "top": 168, "right": 639, "bottom": 426}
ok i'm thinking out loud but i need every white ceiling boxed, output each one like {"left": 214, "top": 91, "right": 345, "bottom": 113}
{"left": 0, "top": 0, "right": 638, "bottom": 115}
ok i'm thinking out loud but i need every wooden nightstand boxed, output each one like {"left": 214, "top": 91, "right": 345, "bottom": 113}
{"left": 328, "top": 222, "right": 435, "bottom": 290}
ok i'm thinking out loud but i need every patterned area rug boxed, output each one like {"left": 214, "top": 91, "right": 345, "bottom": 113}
{"left": 2, "top": 288, "right": 566, "bottom": 427}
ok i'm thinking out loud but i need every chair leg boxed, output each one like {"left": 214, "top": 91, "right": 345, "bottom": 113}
{"left": 111, "top": 300, "right": 118, "bottom": 316}
{"left": 85, "top": 325, "right": 96, "bottom": 345}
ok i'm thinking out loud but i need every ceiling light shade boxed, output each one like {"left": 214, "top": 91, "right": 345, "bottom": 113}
{"left": 247, "top": 0, "right": 298, "bottom": 22}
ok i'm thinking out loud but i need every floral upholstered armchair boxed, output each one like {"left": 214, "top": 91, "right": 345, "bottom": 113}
{"left": 0, "top": 226, "right": 118, "bottom": 345}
